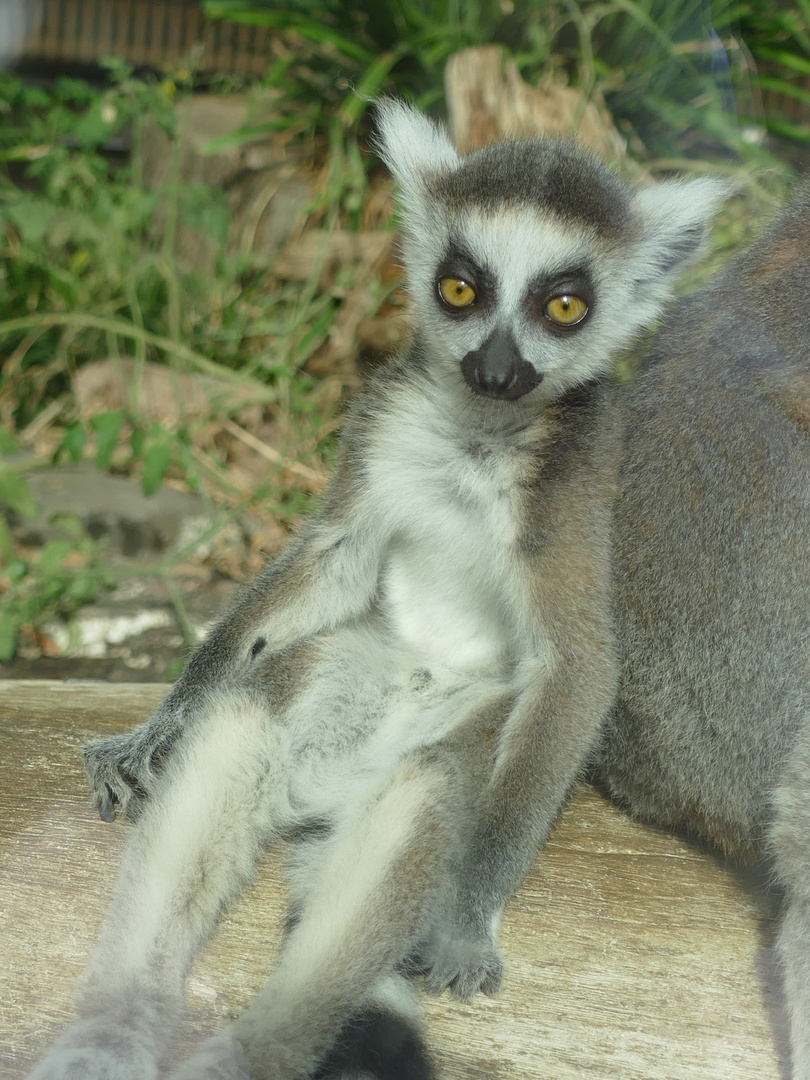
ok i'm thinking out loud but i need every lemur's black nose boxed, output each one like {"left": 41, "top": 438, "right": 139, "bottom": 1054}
{"left": 461, "top": 328, "right": 543, "bottom": 400}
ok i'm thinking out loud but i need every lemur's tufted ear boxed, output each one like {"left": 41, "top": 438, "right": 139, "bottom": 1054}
{"left": 631, "top": 177, "right": 729, "bottom": 304}
{"left": 373, "top": 99, "right": 460, "bottom": 209}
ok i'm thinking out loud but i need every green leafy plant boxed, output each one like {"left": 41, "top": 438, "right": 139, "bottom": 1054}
{"left": 0, "top": 61, "right": 359, "bottom": 660}
{"left": 0, "top": 516, "right": 113, "bottom": 663}
{"left": 0, "top": 62, "right": 339, "bottom": 472}
{"left": 735, "top": 0, "right": 810, "bottom": 142}
{"left": 0, "top": 427, "right": 113, "bottom": 662}
{"left": 0, "top": 431, "right": 38, "bottom": 522}
{"left": 205, "top": 0, "right": 810, "bottom": 161}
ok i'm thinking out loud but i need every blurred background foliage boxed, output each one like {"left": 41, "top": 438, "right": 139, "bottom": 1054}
{"left": 0, "top": 0, "right": 809, "bottom": 660}
{"left": 204, "top": 0, "right": 810, "bottom": 154}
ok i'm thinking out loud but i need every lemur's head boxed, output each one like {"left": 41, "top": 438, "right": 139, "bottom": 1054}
{"left": 375, "top": 99, "right": 726, "bottom": 402}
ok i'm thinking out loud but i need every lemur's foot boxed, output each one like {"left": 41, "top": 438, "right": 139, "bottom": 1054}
{"left": 26, "top": 1014, "right": 161, "bottom": 1080}
{"left": 411, "top": 921, "right": 504, "bottom": 1001}
{"left": 82, "top": 728, "right": 171, "bottom": 823}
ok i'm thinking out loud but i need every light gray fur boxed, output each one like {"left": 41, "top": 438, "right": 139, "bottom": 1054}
{"left": 26, "top": 101, "right": 804, "bottom": 1079}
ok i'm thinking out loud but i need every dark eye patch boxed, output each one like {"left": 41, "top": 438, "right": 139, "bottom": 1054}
{"left": 434, "top": 241, "right": 496, "bottom": 316}
{"left": 525, "top": 266, "right": 595, "bottom": 333}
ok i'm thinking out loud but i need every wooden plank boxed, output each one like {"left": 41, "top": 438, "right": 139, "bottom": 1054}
{"left": 0, "top": 679, "right": 786, "bottom": 1078}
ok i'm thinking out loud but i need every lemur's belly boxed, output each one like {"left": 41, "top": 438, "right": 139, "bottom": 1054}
{"left": 282, "top": 479, "right": 522, "bottom": 819}
{"left": 380, "top": 537, "right": 514, "bottom": 676}
{"left": 282, "top": 618, "right": 510, "bottom": 822}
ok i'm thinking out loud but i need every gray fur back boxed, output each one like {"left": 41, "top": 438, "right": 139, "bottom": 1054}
{"left": 596, "top": 188, "right": 810, "bottom": 858}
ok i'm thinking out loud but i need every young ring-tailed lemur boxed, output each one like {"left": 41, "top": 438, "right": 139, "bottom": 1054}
{"left": 26, "top": 99, "right": 809, "bottom": 1080}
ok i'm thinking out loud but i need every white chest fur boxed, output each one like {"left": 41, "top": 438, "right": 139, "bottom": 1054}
{"left": 366, "top": 383, "right": 534, "bottom": 676}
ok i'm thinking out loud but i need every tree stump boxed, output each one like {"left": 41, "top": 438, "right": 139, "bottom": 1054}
{"left": 445, "top": 46, "right": 626, "bottom": 159}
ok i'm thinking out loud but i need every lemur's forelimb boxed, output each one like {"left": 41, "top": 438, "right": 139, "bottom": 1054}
{"left": 415, "top": 631, "right": 616, "bottom": 998}
{"left": 84, "top": 437, "right": 385, "bottom": 823}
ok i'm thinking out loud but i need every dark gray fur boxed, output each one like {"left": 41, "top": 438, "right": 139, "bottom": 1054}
{"left": 429, "top": 139, "right": 634, "bottom": 237}
{"left": 600, "top": 186, "right": 810, "bottom": 855}
{"left": 597, "top": 189, "right": 810, "bottom": 1075}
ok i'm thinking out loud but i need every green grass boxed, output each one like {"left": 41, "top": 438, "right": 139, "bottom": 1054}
{"left": 0, "top": 61, "right": 374, "bottom": 660}
{"left": 205, "top": 0, "right": 810, "bottom": 157}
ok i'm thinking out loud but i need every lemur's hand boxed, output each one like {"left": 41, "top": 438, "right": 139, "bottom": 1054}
{"left": 410, "top": 910, "right": 504, "bottom": 1002}
{"left": 83, "top": 727, "right": 172, "bottom": 823}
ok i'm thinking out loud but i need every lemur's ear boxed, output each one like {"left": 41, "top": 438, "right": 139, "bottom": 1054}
{"left": 631, "top": 178, "right": 729, "bottom": 301}
{"left": 373, "top": 99, "right": 459, "bottom": 209}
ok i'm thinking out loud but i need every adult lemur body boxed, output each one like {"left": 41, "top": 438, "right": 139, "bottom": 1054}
{"left": 26, "top": 102, "right": 810, "bottom": 1080}
{"left": 602, "top": 183, "right": 810, "bottom": 1077}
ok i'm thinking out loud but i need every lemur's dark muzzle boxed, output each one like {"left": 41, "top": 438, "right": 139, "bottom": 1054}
{"left": 461, "top": 328, "right": 543, "bottom": 400}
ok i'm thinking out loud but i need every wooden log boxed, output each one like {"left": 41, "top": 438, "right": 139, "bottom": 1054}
{"left": 0, "top": 679, "right": 785, "bottom": 1078}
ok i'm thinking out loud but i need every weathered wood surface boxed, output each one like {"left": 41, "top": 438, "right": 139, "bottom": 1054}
{"left": 0, "top": 679, "right": 786, "bottom": 1079}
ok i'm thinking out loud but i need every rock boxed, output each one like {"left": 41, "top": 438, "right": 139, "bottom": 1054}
{"left": 73, "top": 358, "right": 266, "bottom": 427}
{"left": 5, "top": 573, "right": 237, "bottom": 682}
{"left": 13, "top": 463, "right": 212, "bottom": 559}
{"left": 142, "top": 93, "right": 315, "bottom": 267}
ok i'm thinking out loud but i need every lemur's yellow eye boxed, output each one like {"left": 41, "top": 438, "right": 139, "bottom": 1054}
{"left": 546, "top": 294, "right": 588, "bottom": 326}
{"left": 439, "top": 277, "right": 477, "bottom": 308}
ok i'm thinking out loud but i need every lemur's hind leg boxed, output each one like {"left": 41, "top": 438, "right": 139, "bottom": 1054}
{"left": 27, "top": 688, "right": 289, "bottom": 1080}
{"left": 770, "top": 726, "right": 810, "bottom": 1080}
{"left": 167, "top": 743, "right": 467, "bottom": 1080}
{"left": 187, "top": 972, "right": 433, "bottom": 1080}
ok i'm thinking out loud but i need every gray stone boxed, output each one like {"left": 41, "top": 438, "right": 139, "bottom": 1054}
{"left": 12, "top": 463, "right": 213, "bottom": 559}
{"left": 5, "top": 573, "right": 237, "bottom": 683}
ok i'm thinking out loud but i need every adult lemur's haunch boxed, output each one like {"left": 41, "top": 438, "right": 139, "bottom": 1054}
{"left": 27, "top": 101, "right": 810, "bottom": 1079}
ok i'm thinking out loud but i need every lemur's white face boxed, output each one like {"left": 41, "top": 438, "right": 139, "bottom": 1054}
{"left": 403, "top": 202, "right": 642, "bottom": 401}
{"left": 374, "top": 99, "right": 727, "bottom": 404}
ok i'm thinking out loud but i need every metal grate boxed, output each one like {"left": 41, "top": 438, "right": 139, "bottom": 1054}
{"left": 22, "top": 0, "right": 276, "bottom": 75}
